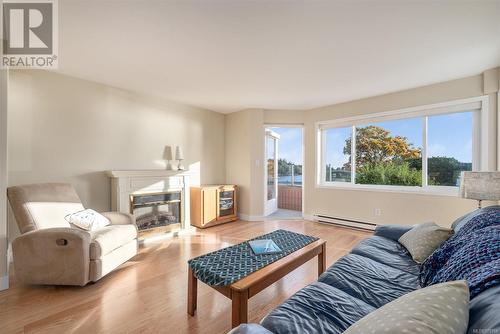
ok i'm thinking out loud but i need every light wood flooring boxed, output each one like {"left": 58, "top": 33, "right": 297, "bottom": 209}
{"left": 0, "top": 220, "right": 371, "bottom": 334}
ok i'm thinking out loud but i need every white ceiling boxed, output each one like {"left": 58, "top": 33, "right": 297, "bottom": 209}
{"left": 57, "top": 1, "right": 500, "bottom": 113}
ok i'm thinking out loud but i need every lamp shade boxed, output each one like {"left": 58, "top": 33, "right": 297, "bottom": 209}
{"left": 175, "top": 146, "right": 184, "bottom": 160}
{"left": 460, "top": 171, "right": 500, "bottom": 201}
{"left": 163, "top": 146, "right": 173, "bottom": 160}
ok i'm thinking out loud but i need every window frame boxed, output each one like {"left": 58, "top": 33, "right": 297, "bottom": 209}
{"left": 316, "top": 96, "right": 490, "bottom": 196}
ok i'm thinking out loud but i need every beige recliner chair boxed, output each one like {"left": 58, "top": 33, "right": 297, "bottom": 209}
{"left": 7, "top": 183, "right": 138, "bottom": 286}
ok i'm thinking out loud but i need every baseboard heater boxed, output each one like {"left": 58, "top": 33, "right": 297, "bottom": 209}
{"left": 314, "top": 214, "right": 377, "bottom": 231}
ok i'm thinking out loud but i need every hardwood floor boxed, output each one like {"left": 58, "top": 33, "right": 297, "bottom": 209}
{"left": 0, "top": 220, "right": 371, "bottom": 334}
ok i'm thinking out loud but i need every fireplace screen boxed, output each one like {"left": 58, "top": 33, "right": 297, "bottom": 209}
{"left": 130, "top": 192, "right": 181, "bottom": 231}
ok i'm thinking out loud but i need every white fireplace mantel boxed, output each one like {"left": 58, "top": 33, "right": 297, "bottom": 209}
{"left": 106, "top": 169, "right": 194, "bottom": 179}
{"left": 106, "top": 169, "right": 195, "bottom": 235}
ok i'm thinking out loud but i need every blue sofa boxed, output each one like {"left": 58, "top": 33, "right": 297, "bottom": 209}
{"left": 231, "top": 206, "right": 500, "bottom": 334}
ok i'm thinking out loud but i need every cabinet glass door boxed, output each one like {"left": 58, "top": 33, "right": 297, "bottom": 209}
{"left": 219, "top": 189, "right": 235, "bottom": 217}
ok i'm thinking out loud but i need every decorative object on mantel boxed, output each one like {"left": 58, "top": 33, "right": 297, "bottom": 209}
{"left": 175, "top": 146, "right": 185, "bottom": 170}
{"left": 191, "top": 185, "right": 237, "bottom": 228}
{"left": 460, "top": 171, "right": 500, "bottom": 208}
{"left": 163, "top": 146, "right": 174, "bottom": 170}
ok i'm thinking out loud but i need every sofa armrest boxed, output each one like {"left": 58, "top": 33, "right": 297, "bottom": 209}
{"left": 101, "top": 211, "right": 137, "bottom": 227}
{"left": 227, "top": 324, "right": 274, "bottom": 334}
{"left": 12, "top": 227, "right": 91, "bottom": 286}
{"left": 374, "top": 224, "right": 413, "bottom": 241}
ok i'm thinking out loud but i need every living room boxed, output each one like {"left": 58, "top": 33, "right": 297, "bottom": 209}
{"left": 0, "top": 1, "right": 499, "bottom": 333}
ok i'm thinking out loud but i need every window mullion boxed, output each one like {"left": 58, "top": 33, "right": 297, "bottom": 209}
{"left": 351, "top": 125, "right": 356, "bottom": 184}
{"left": 320, "top": 129, "right": 326, "bottom": 183}
{"left": 422, "top": 117, "right": 428, "bottom": 187}
{"left": 472, "top": 111, "right": 481, "bottom": 171}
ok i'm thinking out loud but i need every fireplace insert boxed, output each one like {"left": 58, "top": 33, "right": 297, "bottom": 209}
{"left": 130, "top": 191, "right": 181, "bottom": 232}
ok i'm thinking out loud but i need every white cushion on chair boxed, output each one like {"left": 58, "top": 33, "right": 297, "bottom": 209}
{"left": 89, "top": 225, "right": 138, "bottom": 259}
{"left": 27, "top": 202, "right": 84, "bottom": 229}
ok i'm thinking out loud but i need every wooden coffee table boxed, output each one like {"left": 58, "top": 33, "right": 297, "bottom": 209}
{"left": 187, "top": 239, "right": 326, "bottom": 328}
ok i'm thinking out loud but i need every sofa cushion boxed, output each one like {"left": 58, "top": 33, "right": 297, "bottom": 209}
{"left": 228, "top": 324, "right": 274, "bottom": 334}
{"left": 398, "top": 222, "right": 453, "bottom": 263}
{"left": 373, "top": 224, "right": 412, "bottom": 241}
{"left": 343, "top": 280, "right": 470, "bottom": 334}
{"left": 89, "top": 225, "right": 137, "bottom": 259}
{"left": 261, "top": 281, "right": 375, "bottom": 334}
{"left": 318, "top": 254, "right": 419, "bottom": 308}
{"left": 468, "top": 285, "right": 500, "bottom": 334}
{"left": 351, "top": 236, "right": 419, "bottom": 275}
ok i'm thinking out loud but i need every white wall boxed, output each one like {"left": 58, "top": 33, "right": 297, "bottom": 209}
{"left": 225, "top": 109, "right": 264, "bottom": 218}
{"left": 229, "top": 69, "right": 499, "bottom": 226}
{"left": 0, "top": 68, "right": 8, "bottom": 290}
{"left": 7, "top": 70, "right": 226, "bottom": 239}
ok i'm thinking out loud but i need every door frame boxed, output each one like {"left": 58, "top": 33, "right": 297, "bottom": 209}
{"left": 264, "top": 129, "right": 280, "bottom": 216}
{"left": 263, "top": 124, "right": 305, "bottom": 218}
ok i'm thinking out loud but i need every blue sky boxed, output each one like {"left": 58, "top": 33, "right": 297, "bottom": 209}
{"left": 325, "top": 112, "right": 473, "bottom": 167}
{"left": 270, "top": 127, "right": 303, "bottom": 164}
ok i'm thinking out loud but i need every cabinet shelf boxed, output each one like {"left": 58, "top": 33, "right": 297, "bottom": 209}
{"left": 190, "top": 185, "right": 238, "bottom": 229}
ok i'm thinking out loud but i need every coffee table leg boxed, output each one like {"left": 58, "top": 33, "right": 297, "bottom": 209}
{"left": 231, "top": 289, "right": 248, "bottom": 328}
{"left": 318, "top": 242, "right": 326, "bottom": 277}
{"left": 188, "top": 268, "right": 197, "bottom": 316}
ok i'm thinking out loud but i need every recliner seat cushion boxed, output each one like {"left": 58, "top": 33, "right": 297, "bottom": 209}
{"left": 351, "top": 236, "right": 420, "bottom": 275}
{"left": 318, "top": 254, "right": 420, "bottom": 308}
{"left": 261, "top": 282, "right": 375, "bottom": 334}
{"left": 90, "top": 225, "right": 137, "bottom": 259}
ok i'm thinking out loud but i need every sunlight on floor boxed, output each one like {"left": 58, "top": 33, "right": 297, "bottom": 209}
{"left": 267, "top": 209, "right": 302, "bottom": 219}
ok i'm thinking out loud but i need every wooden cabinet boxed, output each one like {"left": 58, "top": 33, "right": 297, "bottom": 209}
{"left": 190, "top": 185, "right": 238, "bottom": 228}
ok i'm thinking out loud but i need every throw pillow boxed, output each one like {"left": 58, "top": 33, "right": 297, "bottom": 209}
{"left": 65, "top": 209, "right": 110, "bottom": 231}
{"left": 343, "top": 280, "right": 470, "bottom": 334}
{"left": 398, "top": 222, "right": 453, "bottom": 263}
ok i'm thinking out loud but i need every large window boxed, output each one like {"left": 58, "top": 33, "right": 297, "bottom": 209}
{"left": 324, "top": 127, "right": 352, "bottom": 183}
{"left": 427, "top": 112, "right": 473, "bottom": 186}
{"left": 355, "top": 117, "right": 423, "bottom": 186}
{"left": 318, "top": 98, "right": 486, "bottom": 193}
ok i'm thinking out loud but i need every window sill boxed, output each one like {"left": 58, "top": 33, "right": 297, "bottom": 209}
{"left": 316, "top": 182, "right": 460, "bottom": 197}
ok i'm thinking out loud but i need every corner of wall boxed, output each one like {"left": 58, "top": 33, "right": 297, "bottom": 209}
{"left": 0, "top": 66, "right": 9, "bottom": 290}
{"left": 482, "top": 67, "right": 500, "bottom": 171}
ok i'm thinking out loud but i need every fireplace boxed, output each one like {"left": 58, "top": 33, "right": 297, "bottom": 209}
{"left": 130, "top": 191, "right": 182, "bottom": 239}
{"left": 107, "top": 170, "right": 193, "bottom": 241}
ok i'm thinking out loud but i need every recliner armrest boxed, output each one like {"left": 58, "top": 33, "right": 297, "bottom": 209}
{"left": 227, "top": 324, "right": 274, "bottom": 334}
{"left": 374, "top": 224, "right": 413, "bottom": 241}
{"left": 101, "top": 211, "right": 137, "bottom": 227}
{"left": 12, "top": 227, "right": 91, "bottom": 286}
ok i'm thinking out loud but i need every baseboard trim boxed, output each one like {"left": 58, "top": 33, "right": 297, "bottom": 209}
{"left": 239, "top": 213, "right": 309, "bottom": 222}
{"left": 302, "top": 214, "right": 316, "bottom": 222}
{"left": 0, "top": 275, "right": 8, "bottom": 291}
{"left": 314, "top": 214, "right": 377, "bottom": 231}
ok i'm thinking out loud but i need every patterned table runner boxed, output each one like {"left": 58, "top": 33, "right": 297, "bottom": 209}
{"left": 188, "top": 229, "right": 319, "bottom": 286}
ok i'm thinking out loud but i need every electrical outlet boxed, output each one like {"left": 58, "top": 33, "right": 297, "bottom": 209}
{"left": 374, "top": 208, "right": 382, "bottom": 216}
